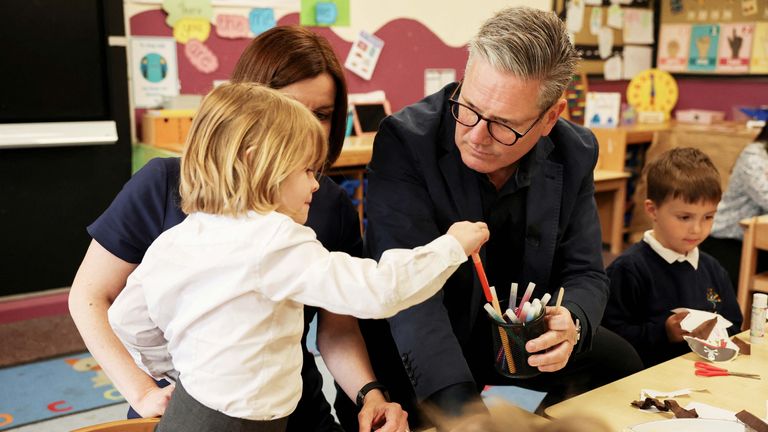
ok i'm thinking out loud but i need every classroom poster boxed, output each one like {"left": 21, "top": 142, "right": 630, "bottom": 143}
{"left": 130, "top": 37, "right": 180, "bottom": 108}
{"left": 623, "top": 45, "right": 653, "bottom": 79}
{"left": 750, "top": 22, "right": 768, "bottom": 73}
{"left": 344, "top": 31, "right": 384, "bottom": 80}
{"left": 688, "top": 24, "right": 720, "bottom": 71}
{"left": 716, "top": 23, "right": 754, "bottom": 73}
{"left": 657, "top": 24, "right": 691, "bottom": 72}
{"left": 584, "top": 92, "right": 621, "bottom": 128}
{"left": 424, "top": 69, "right": 456, "bottom": 97}
{"left": 622, "top": 8, "right": 654, "bottom": 44}
{"left": 300, "top": 0, "right": 350, "bottom": 26}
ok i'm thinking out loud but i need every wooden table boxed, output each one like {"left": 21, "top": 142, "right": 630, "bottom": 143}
{"left": 595, "top": 170, "right": 631, "bottom": 254}
{"left": 545, "top": 329, "right": 768, "bottom": 431}
{"left": 623, "top": 122, "right": 671, "bottom": 145}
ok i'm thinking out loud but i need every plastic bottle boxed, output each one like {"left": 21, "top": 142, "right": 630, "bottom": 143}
{"left": 750, "top": 293, "right": 768, "bottom": 343}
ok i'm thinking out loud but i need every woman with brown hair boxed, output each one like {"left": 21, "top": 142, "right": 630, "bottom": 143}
{"left": 69, "top": 26, "right": 407, "bottom": 432}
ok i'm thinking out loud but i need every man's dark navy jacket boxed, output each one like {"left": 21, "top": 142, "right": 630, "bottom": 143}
{"left": 364, "top": 83, "right": 609, "bottom": 401}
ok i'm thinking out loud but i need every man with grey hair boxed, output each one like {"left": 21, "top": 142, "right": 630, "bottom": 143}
{"left": 336, "top": 6, "right": 642, "bottom": 431}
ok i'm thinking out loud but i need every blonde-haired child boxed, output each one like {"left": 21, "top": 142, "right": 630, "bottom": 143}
{"left": 108, "top": 82, "right": 488, "bottom": 432}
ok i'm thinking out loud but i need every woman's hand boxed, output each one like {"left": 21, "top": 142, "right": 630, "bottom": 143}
{"left": 133, "top": 384, "right": 175, "bottom": 418}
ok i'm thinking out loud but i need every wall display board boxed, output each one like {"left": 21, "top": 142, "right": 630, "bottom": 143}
{"left": 658, "top": 0, "right": 768, "bottom": 74}
{"left": 553, "top": 0, "right": 656, "bottom": 76}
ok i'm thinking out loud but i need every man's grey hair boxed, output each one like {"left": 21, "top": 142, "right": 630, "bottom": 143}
{"left": 468, "top": 6, "right": 578, "bottom": 111}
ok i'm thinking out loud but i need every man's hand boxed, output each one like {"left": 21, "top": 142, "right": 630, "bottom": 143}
{"left": 524, "top": 306, "right": 577, "bottom": 372}
{"left": 357, "top": 390, "right": 409, "bottom": 432}
{"left": 133, "top": 383, "right": 174, "bottom": 418}
{"left": 665, "top": 310, "right": 691, "bottom": 343}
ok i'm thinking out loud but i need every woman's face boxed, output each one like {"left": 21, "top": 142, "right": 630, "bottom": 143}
{"left": 279, "top": 72, "right": 335, "bottom": 139}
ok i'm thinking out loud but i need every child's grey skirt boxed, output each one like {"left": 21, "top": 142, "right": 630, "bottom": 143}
{"left": 155, "top": 380, "right": 289, "bottom": 432}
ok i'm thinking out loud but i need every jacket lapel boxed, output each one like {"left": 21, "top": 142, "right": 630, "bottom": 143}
{"left": 523, "top": 137, "right": 561, "bottom": 286}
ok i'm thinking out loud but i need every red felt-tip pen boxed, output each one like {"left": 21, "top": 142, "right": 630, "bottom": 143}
{"left": 471, "top": 253, "right": 492, "bottom": 303}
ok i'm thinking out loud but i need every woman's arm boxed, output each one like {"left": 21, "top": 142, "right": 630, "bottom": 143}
{"left": 68, "top": 239, "right": 173, "bottom": 417}
{"left": 316, "top": 311, "right": 408, "bottom": 432}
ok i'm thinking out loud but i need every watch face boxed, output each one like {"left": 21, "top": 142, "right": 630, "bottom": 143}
{"left": 626, "top": 69, "right": 679, "bottom": 115}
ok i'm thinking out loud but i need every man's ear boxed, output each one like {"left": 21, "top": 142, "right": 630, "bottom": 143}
{"left": 644, "top": 199, "right": 658, "bottom": 221}
{"left": 540, "top": 99, "right": 566, "bottom": 137}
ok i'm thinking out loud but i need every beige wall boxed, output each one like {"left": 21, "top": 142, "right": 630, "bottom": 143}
{"left": 125, "top": 0, "right": 552, "bottom": 46}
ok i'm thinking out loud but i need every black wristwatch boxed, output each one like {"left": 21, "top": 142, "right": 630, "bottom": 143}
{"left": 356, "top": 381, "right": 389, "bottom": 407}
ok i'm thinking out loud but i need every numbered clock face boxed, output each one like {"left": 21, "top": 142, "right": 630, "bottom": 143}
{"left": 626, "top": 69, "right": 679, "bottom": 115}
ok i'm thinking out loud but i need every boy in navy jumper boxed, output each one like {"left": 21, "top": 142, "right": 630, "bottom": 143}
{"left": 603, "top": 148, "right": 743, "bottom": 368}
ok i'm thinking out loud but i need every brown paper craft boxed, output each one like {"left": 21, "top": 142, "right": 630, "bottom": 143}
{"left": 690, "top": 316, "right": 718, "bottom": 340}
{"left": 736, "top": 410, "right": 768, "bottom": 432}
{"left": 630, "top": 398, "right": 698, "bottom": 419}
{"left": 663, "top": 400, "right": 698, "bottom": 419}
{"left": 631, "top": 397, "right": 667, "bottom": 411}
{"left": 732, "top": 336, "right": 751, "bottom": 355}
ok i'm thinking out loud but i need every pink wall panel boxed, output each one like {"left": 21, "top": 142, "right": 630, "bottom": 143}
{"left": 130, "top": 10, "right": 468, "bottom": 137}
{"left": 590, "top": 77, "right": 768, "bottom": 120}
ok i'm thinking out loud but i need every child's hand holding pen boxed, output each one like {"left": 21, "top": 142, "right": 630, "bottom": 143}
{"left": 447, "top": 221, "right": 489, "bottom": 256}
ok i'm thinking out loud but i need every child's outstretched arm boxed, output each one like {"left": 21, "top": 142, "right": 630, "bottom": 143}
{"left": 259, "top": 220, "right": 489, "bottom": 319}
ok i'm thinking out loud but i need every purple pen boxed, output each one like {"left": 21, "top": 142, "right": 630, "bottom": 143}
{"left": 509, "top": 282, "right": 518, "bottom": 312}
{"left": 516, "top": 282, "right": 535, "bottom": 318}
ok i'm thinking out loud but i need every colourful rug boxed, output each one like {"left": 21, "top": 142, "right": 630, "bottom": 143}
{"left": 0, "top": 352, "right": 124, "bottom": 430}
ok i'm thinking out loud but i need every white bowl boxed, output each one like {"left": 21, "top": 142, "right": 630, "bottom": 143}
{"left": 624, "top": 418, "right": 744, "bottom": 432}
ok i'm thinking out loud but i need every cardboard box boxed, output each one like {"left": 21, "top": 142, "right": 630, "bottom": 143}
{"left": 676, "top": 110, "right": 725, "bottom": 125}
{"left": 142, "top": 109, "right": 195, "bottom": 151}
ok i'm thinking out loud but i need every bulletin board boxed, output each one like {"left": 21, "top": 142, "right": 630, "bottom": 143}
{"left": 657, "top": 0, "right": 768, "bottom": 75}
{"left": 553, "top": 0, "right": 656, "bottom": 75}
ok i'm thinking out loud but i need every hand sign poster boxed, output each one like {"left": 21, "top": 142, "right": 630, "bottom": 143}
{"left": 717, "top": 23, "right": 755, "bottom": 72}
{"left": 688, "top": 24, "right": 719, "bottom": 71}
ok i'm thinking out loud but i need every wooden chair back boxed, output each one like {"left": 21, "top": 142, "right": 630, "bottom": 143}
{"left": 71, "top": 417, "right": 160, "bottom": 432}
{"left": 736, "top": 216, "right": 768, "bottom": 330}
{"left": 591, "top": 128, "right": 628, "bottom": 172}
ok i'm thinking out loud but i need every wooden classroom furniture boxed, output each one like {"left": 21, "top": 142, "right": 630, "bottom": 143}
{"left": 327, "top": 134, "right": 375, "bottom": 232}
{"left": 737, "top": 215, "right": 768, "bottom": 330}
{"left": 594, "top": 169, "right": 631, "bottom": 254}
{"left": 628, "top": 122, "right": 760, "bottom": 241}
{"left": 71, "top": 417, "right": 160, "bottom": 432}
{"left": 545, "top": 329, "right": 768, "bottom": 431}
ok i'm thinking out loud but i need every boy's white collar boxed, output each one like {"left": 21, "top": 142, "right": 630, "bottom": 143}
{"left": 643, "top": 230, "right": 699, "bottom": 270}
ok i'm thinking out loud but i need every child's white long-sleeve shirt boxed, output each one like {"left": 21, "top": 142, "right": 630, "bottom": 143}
{"left": 108, "top": 210, "right": 465, "bottom": 420}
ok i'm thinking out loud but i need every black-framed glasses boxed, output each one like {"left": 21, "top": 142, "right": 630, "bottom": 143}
{"left": 448, "top": 81, "right": 546, "bottom": 147}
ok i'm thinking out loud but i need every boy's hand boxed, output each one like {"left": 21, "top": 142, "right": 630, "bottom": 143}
{"left": 447, "top": 222, "right": 489, "bottom": 256}
{"left": 665, "top": 311, "right": 691, "bottom": 343}
{"left": 133, "top": 384, "right": 175, "bottom": 418}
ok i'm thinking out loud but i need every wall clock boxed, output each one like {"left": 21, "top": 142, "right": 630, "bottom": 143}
{"left": 626, "top": 68, "right": 679, "bottom": 122}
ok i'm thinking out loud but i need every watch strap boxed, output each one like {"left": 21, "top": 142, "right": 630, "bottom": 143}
{"left": 356, "top": 381, "right": 389, "bottom": 407}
